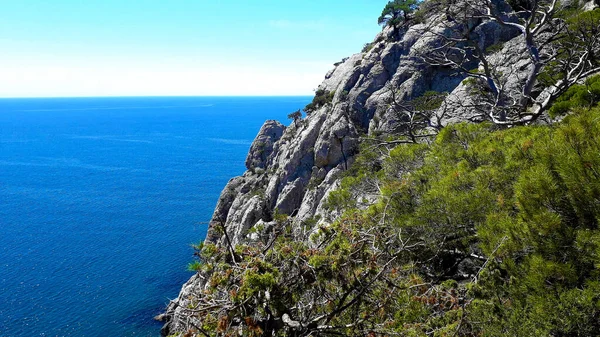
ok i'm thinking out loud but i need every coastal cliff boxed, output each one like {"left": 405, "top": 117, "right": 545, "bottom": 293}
{"left": 162, "top": 1, "right": 600, "bottom": 336}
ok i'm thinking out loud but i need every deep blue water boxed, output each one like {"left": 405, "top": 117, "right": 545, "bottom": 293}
{"left": 0, "top": 97, "right": 310, "bottom": 337}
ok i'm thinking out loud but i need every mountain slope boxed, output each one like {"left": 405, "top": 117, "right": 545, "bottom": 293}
{"left": 161, "top": 1, "right": 600, "bottom": 336}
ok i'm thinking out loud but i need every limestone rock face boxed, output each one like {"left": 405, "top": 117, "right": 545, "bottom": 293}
{"left": 245, "top": 120, "right": 285, "bottom": 170}
{"left": 441, "top": 33, "right": 533, "bottom": 124}
{"left": 161, "top": 1, "right": 538, "bottom": 334}
{"left": 298, "top": 166, "right": 344, "bottom": 223}
{"left": 565, "top": 0, "right": 599, "bottom": 11}
{"left": 583, "top": 0, "right": 599, "bottom": 11}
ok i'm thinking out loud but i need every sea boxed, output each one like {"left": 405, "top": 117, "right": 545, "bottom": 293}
{"left": 0, "top": 96, "right": 311, "bottom": 337}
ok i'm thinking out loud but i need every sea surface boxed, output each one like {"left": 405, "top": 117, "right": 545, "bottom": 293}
{"left": 0, "top": 96, "right": 311, "bottom": 337}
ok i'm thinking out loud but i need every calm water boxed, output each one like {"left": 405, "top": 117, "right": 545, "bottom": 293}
{"left": 0, "top": 96, "right": 310, "bottom": 336}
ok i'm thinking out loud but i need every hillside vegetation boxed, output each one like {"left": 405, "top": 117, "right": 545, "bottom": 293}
{"left": 165, "top": 1, "right": 600, "bottom": 336}
{"left": 180, "top": 77, "right": 600, "bottom": 336}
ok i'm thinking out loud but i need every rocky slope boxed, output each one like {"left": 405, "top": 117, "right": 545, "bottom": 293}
{"left": 160, "top": 1, "right": 598, "bottom": 335}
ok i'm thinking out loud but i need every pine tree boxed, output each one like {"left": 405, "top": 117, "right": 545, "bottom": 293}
{"left": 378, "top": 0, "right": 420, "bottom": 38}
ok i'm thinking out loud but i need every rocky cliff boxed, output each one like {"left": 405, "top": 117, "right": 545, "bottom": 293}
{"left": 161, "top": 1, "right": 599, "bottom": 335}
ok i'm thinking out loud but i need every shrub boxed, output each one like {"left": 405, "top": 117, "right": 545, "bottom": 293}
{"left": 361, "top": 42, "right": 374, "bottom": 53}
{"left": 304, "top": 89, "right": 334, "bottom": 114}
{"left": 549, "top": 74, "right": 600, "bottom": 117}
{"left": 485, "top": 41, "right": 505, "bottom": 54}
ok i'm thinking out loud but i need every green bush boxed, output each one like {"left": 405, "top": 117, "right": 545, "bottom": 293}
{"left": 304, "top": 89, "right": 334, "bottom": 114}
{"left": 549, "top": 75, "right": 600, "bottom": 117}
{"left": 485, "top": 41, "right": 505, "bottom": 54}
{"left": 361, "top": 42, "right": 374, "bottom": 53}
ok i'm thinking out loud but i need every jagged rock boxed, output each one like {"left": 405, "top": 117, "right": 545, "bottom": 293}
{"left": 225, "top": 195, "right": 268, "bottom": 245}
{"left": 161, "top": 273, "right": 206, "bottom": 336}
{"left": 297, "top": 166, "right": 344, "bottom": 223}
{"left": 368, "top": 13, "right": 521, "bottom": 133}
{"left": 264, "top": 110, "right": 327, "bottom": 209}
{"left": 441, "top": 34, "right": 530, "bottom": 124}
{"left": 314, "top": 172, "right": 343, "bottom": 223}
{"left": 320, "top": 53, "right": 364, "bottom": 93}
{"left": 562, "top": 0, "right": 598, "bottom": 10}
{"left": 246, "top": 219, "right": 277, "bottom": 242}
{"left": 204, "top": 176, "right": 245, "bottom": 243}
{"left": 314, "top": 110, "right": 359, "bottom": 169}
{"left": 245, "top": 120, "right": 285, "bottom": 170}
{"left": 274, "top": 177, "right": 306, "bottom": 215}
{"left": 583, "top": 0, "right": 599, "bottom": 11}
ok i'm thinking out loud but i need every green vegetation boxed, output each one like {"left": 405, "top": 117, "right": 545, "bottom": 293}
{"left": 361, "top": 42, "right": 374, "bottom": 54}
{"left": 411, "top": 90, "right": 446, "bottom": 111}
{"left": 287, "top": 109, "right": 302, "bottom": 127}
{"left": 549, "top": 75, "right": 600, "bottom": 117}
{"left": 179, "top": 83, "right": 600, "bottom": 335}
{"left": 484, "top": 41, "right": 504, "bottom": 54}
{"left": 378, "top": 0, "right": 421, "bottom": 35}
{"left": 304, "top": 89, "right": 335, "bottom": 114}
{"left": 339, "top": 90, "right": 349, "bottom": 101}
{"left": 383, "top": 88, "right": 447, "bottom": 142}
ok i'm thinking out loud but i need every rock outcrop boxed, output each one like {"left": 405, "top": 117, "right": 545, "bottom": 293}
{"left": 245, "top": 120, "right": 285, "bottom": 170}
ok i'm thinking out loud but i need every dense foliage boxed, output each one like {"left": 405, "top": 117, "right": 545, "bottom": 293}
{"left": 378, "top": 0, "right": 421, "bottom": 26}
{"left": 304, "top": 89, "right": 334, "bottom": 114}
{"left": 176, "top": 78, "right": 600, "bottom": 335}
{"left": 549, "top": 71, "right": 600, "bottom": 117}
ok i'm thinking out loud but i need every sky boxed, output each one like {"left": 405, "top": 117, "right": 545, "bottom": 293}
{"left": 0, "top": 1, "right": 385, "bottom": 97}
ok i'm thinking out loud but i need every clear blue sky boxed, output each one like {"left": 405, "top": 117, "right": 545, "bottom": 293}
{"left": 0, "top": 1, "right": 385, "bottom": 97}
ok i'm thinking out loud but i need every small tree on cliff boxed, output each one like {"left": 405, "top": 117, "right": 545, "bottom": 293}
{"left": 382, "top": 84, "right": 448, "bottom": 143}
{"left": 378, "top": 0, "right": 421, "bottom": 38}
{"left": 287, "top": 109, "right": 302, "bottom": 127}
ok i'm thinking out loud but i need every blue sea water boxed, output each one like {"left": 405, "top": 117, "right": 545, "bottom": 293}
{"left": 0, "top": 96, "right": 310, "bottom": 337}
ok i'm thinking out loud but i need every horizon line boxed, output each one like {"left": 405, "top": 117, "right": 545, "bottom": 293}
{"left": 0, "top": 94, "right": 315, "bottom": 99}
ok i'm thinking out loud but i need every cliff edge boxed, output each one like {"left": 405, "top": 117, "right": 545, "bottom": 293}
{"left": 161, "top": 0, "right": 600, "bottom": 335}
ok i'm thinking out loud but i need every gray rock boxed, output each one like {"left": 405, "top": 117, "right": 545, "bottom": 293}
{"left": 583, "top": 0, "right": 599, "bottom": 11}
{"left": 245, "top": 120, "right": 285, "bottom": 170}
{"left": 441, "top": 34, "right": 531, "bottom": 125}
{"left": 226, "top": 195, "right": 268, "bottom": 245}
{"left": 275, "top": 177, "right": 306, "bottom": 215}
{"left": 298, "top": 166, "right": 343, "bottom": 223}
